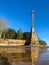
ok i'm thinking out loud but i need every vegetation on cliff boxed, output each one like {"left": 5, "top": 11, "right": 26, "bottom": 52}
{"left": 1, "top": 28, "right": 17, "bottom": 39}
{"left": 38, "top": 39, "right": 47, "bottom": 45}
{"left": 17, "top": 28, "right": 23, "bottom": 39}
{"left": 1, "top": 28, "right": 47, "bottom": 45}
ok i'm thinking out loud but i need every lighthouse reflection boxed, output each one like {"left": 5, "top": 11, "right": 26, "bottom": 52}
{"left": 1, "top": 46, "right": 39, "bottom": 65}
{"left": 10, "top": 46, "right": 39, "bottom": 65}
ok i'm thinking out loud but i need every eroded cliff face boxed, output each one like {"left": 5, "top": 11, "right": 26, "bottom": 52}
{"left": 31, "top": 28, "right": 39, "bottom": 45}
{"left": 0, "top": 39, "right": 26, "bottom": 45}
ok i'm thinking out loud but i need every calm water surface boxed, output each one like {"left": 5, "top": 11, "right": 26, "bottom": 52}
{"left": 39, "top": 47, "right": 49, "bottom": 61}
{"left": 1, "top": 46, "right": 49, "bottom": 65}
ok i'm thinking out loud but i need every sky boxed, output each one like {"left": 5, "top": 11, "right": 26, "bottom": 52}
{"left": 0, "top": 0, "right": 49, "bottom": 45}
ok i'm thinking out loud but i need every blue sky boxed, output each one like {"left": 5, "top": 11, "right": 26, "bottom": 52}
{"left": 0, "top": 0, "right": 49, "bottom": 45}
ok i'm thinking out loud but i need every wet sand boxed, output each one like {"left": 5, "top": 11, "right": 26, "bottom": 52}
{"left": 35, "top": 60, "right": 49, "bottom": 65}
{"left": 11, "top": 61, "right": 49, "bottom": 65}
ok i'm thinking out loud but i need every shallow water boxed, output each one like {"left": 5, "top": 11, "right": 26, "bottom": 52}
{"left": 39, "top": 47, "right": 49, "bottom": 61}
{"left": 0, "top": 46, "right": 49, "bottom": 65}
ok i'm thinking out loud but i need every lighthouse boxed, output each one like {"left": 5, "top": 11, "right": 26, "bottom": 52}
{"left": 31, "top": 10, "right": 34, "bottom": 32}
{"left": 31, "top": 10, "right": 39, "bottom": 45}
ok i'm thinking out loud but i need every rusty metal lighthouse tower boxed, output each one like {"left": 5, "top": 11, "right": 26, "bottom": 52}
{"left": 31, "top": 10, "right": 34, "bottom": 32}
{"left": 31, "top": 10, "right": 39, "bottom": 45}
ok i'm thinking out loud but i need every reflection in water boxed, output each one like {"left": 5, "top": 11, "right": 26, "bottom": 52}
{"left": 11, "top": 57, "right": 16, "bottom": 65}
{"left": 31, "top": 46, "right": 39, "bottom": 65}
{"left": 1, "top": 46, "right": 39, "bottom": 65}
{"left": 11, "top": 61, "right": 16, "bottom": 65}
